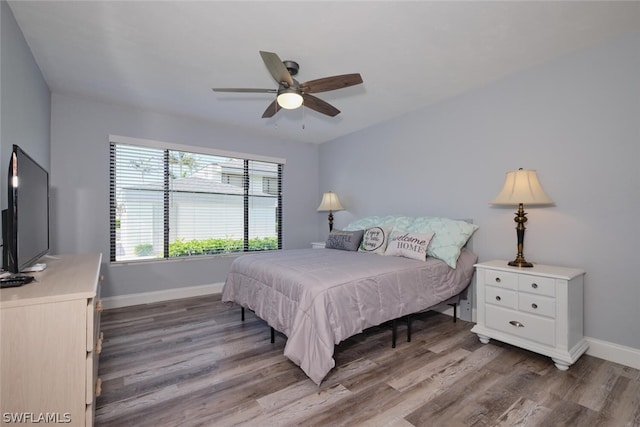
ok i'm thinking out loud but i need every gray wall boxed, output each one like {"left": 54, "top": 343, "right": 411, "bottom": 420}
{"left": 0, "top": 0, "right": 51, "bottom": 214}
{"left": 4, "top": 0, "right": 638, "bottom": 351}
{"left": 319, "top": 33, "right": 640, "bottom": 350}
{"left": 50, "top": 93, "right": 319, "bottom": 297}
{"left": 2, "top": 0, "right": 320, "bottom": 300}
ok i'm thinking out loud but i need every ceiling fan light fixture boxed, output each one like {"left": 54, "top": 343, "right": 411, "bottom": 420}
{"left": 214, "top": 51, "right": 363, "bottom": 118}
{"left": 277, "top": 89, "right": 303, "bottom": 110}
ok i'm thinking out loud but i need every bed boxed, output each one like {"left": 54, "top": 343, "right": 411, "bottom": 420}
{"left": 222, "top": 215, "right": 479, "bottom": 385}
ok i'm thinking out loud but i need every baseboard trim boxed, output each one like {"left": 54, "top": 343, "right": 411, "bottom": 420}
{"left": 585, "top": 337, "right": 640, "bottom": 370}
{"left": 102, "top": 285, "right": 640, "bottom": 371}
{"left": 102, "top": 282, "right": 224, "bottom": 309}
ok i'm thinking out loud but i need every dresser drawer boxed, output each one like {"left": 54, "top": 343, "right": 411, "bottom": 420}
{"left": 484, "top": 270, "right": 518, "bottom": 290}
{"left": 485, "top": 305, "right": 555, "bottom": 347}
{"left": 518, "top": 275, "right": 555, "bottom": 297}
{"left": 87, "top": 299, "right": 95, "bottom": 351}
{"left": 518, "top": 293, "right": 555, "bottom": 318}
{"left": 86, "top": 405, "right": 94, "bottom": 427}
{"left": 86, "top": 352, "right": 94, "bottom": 404}
{"left": 86, "top": 301, "right": 103, "bottom": 351}
{"left": 485, "top": 286, "right": 516, "bottom": 309}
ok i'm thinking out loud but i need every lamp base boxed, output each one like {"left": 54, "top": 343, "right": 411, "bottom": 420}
{"left": 508, "top": 203, "right": 534, "bottom": 268}
{"left": 508, "top": 259, "right": 534, "bottom": 268}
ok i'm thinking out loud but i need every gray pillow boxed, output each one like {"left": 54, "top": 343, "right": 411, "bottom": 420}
{"left": 325, "top": 229, "right": 364, "bottom": 251}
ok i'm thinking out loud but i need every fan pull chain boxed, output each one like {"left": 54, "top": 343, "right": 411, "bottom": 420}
{"left": 302, "top": 102, "right": 306, "bottom": 130}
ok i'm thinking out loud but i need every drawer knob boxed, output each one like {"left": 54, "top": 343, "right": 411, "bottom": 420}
{"left": 96, "top": 331, "right": 104, "bottom": 354}
{"left": 531, "top": 303, "right": 538, "bottom": 309}
{"left": 495, "top": 296, "right": 501, "bottom": 301}
{"left": 95, "top": 377, "right": 103, "bottom": 397}
{"left": 531, "top": 283, "right": 538, "bottom": 289}
{"left": 509, "top": 320, "right": 524, "bottom": 328}
{"left": 495, "top": 277, "right": 501, "bottom": 283}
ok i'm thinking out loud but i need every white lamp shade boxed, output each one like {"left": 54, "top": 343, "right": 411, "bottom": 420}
{"left": 317, "top": 192, "right": 345, "bottom": 212}
{"left": 277, "top": 91, "right": 303, "bottom": 109}
{"left": 491, "top": 169, "right": 554, "bottom": 206}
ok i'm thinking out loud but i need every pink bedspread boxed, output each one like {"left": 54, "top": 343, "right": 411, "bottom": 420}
{"left": 222, "top": 248, "right": 477, "bottom": 384}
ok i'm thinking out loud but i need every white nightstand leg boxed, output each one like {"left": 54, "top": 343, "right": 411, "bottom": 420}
{"left": 477, "top": 334, "right": 491, "bottom": 344}
{"left": 552, "top": 358, "right": 571, "bottom": 371}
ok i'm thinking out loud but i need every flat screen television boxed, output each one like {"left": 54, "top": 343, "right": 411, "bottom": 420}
{"left": 2, "top": 144, "right": 50, "bottom": 274}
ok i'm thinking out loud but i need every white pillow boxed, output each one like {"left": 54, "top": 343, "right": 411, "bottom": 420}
{"left": 385, "top": 231, "right": 434, "bottom": 261}
{"left": 358, "top": 226, "right": 391, "bottom": 255}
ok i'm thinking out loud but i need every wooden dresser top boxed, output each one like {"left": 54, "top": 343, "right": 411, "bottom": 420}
{"left": 1, "top": 253, "right": 102, "bottom": 308}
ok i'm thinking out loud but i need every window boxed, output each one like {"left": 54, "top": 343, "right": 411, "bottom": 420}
{"left": 222, "top": 172, "right": 243, "bottom": 188}
{"left": 262, "top": 176, "right": 279, "bottom": 195}
{"left": 110, "top": 138, "right": 283, "bottom": 262}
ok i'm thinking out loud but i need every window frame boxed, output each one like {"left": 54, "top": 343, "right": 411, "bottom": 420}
{"left": 109, "top": 135, "right": 285, "bottom": 264}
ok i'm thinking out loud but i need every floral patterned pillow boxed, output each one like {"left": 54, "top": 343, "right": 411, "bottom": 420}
{"left": 408, "top": 217, "right": 478, "bottom": 268}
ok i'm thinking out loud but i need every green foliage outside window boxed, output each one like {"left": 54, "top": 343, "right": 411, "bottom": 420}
{"left": 169, "top": 236, "right": 278, "bottom": 257}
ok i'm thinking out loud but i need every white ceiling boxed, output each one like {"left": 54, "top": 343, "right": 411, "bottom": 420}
{"left": 8, "top": 1, "right": 640, "bottom": 144}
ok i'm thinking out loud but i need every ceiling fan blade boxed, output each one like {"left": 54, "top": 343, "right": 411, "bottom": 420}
{"left": 212, "top": 88, "right": 276, "bottom": 93}
{"left": 259, "top": 51, "right": 294, "bottom": 87}
{"left": 262, "top": 99, "right": 280, "bottom": 118}
{"left": 302, "top": 94, "right": 340, "bottom": 117}
{"left": 301, "top": 73, "right": 363, "bottom": 93}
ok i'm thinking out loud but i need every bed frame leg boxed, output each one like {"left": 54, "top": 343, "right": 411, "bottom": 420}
{"left": 392, "top": 319, "right": 397, "bottom": 348}
{"left": 407, "top": 314, "right": 412, "bottom": 342}
{"left": 240, "top": 307, "right": 275, "bottom": 342}
{"left": 448, "top": 303, "right": 457, "bottom": 323}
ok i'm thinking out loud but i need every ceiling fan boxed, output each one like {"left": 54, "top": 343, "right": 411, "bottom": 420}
{"left": 212, "top": 51, "right": 363, "bottom": 118}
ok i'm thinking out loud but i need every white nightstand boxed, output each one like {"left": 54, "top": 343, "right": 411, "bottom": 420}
{"left": 311, "top": 242, "right": 326, "bottom": 249}
{"left": 471, "top": 260, "right": 587, "bottom": 370}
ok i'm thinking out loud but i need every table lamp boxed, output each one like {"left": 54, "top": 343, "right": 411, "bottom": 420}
{"left": 491, "top": 168, "right": 554, "bottom": 267}
{"left": 317, "top": 191, "right": 344, "bottom": 232}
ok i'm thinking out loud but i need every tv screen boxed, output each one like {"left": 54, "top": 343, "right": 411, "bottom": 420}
{"left": 3, "top": 145, "right": 50, "bottom": 274}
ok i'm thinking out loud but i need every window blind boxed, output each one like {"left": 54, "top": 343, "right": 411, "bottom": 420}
{"left": 110, "top": 142, "right": 283, "bottom": 262}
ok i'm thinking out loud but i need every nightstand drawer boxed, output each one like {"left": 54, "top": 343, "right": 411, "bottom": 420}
{"left": 485, "top": 286, "right": 516, "bottom": 309}
{"left": 486, "top": 305, "right": 555, "bottom": 347}
{"left": 484, "top": 270, "right": 517, "bottom": 290}
{"left": 518, "top": 293, "right": 555, "bottom": 318}
{"left": 518, "top": 275, "right": 555, "bottom": 297}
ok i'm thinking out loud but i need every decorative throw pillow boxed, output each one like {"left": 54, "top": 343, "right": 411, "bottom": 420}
{"left": 343, "top": 215, "right": 413, "bottom": 232}
{"left": 358, "top": 226, "right": 391, "bottom": 254}
{"left": 343, "top": 216, "right": 381, "bottom": 231}
{"left": 325, "top": 229, "right": 364, "bottom": 251}
{"left": 408, "top": 217, "right": 479, "bottom": 268}
{"left": 384, "top": 231, "right": 434, "bottom": 261}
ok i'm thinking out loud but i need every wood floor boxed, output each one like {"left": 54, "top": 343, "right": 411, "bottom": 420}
{"left": 95, "top": 294, "right": 640, "bottom": 427}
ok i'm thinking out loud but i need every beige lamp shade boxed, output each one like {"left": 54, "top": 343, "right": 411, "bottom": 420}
{"left": 317, "top": 192, "right": 345, "bottom": 212}
{"left": 491, "top": 169, "right": 554, "bottom": 206}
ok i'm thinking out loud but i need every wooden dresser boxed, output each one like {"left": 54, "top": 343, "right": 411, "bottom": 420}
{"left": 1, "top": 254, "right": 103, "bottom": 426}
